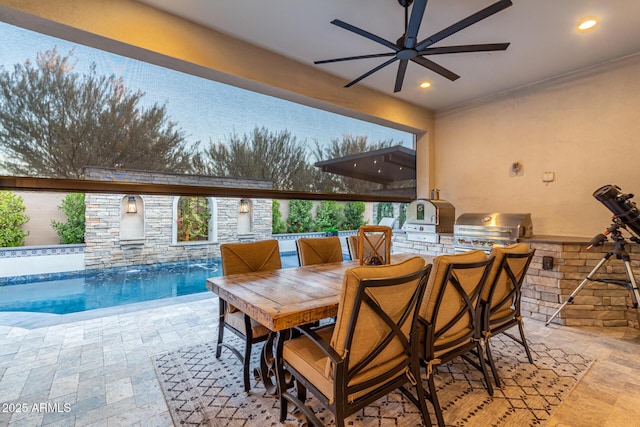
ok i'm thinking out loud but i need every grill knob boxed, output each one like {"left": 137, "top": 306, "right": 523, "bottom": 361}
{"left": 472, "top": 240, "right": 479, "bottom": 245}
{"left": 487, "top": 241, "right": 494, "bottom": 247}
{"left": 458, "top": 239, "right": 465, "bottom": 244}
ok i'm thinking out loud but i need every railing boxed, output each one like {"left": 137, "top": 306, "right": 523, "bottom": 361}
{"left": 272, "top": 230, "right": 357, "bottom": 253}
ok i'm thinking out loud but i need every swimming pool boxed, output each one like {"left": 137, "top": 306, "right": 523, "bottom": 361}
{"left": 0, "top": 253, "right": 303, "bottom": 315}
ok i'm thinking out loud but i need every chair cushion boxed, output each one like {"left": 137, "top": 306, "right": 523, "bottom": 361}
{"left": 220, "top": 239, "right": 282, "bottom": 275}
{"left": 347, "top": 235, "right": 359, "bottom": 260}
{"left": 418, "top": 250, "right": 487, "bottom": 357}
{"left": 329, "top": 257, "right": 426, "bottom": 377}
{"left": 420, "top": 250, "right": 487, "bottom": 322}
{"left": 282, "top": 325, "right": 335, "bottom": 401}
{"left": 283, "top": 325, "right": 408, "bottom": 404}
{"left": 220, "top": 240, "right": 282, "bottom": 315}
{"left": 224, "top": 310, "right": 270, "bottom": 338}
{"left": 297, "top": 237, "right": 344, "bottom": 265}
{"left": 489, "top": 306, "right": 517, "bottom": 327}
{"left": 482, "top": 243, "right": 531, "bottom": 302}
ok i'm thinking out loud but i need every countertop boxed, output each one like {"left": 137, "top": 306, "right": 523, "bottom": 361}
{"left": 520, "top": 235, "right": 594, "bottom": 244}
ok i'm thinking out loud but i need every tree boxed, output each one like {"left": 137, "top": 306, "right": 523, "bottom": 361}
{"left": 271, "top": 200, "right": 287, "bottom": 234}
{"left": 177, "top": 197, "right": 211, "bottom": 242}
{"left": 51, "top": 193, "right": 85, "bottom": 244}
{"left": 314, "top": 201, "right": 344, "bottom": 232}
{"left": 200, "top": 126, "right": 315, "bottom": 191}
{"left": 0, "top": 191, "right": 30, "bottom": 247}
{"left": 313, "top": 134, "right": 396, "bottom": 193}
{"left": 286, "top": 199, "right": 314, "bottom": 233}
{"left": 343, "top": 201, "right": 367, "bottom": 230}
{"left": 0, "top": 48, "right": 199, "bottom": 178}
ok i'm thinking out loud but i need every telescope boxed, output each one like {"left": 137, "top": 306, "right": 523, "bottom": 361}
{"left": 546, "top": 184, "right": 640, "bottom": 326}
{"left": 593, "top": 184, "right": 640, "bottom": 240}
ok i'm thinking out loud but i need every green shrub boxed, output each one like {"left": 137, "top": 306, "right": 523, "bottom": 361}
{"left": 51, "top": 193, "right": 86, "bottom": 244}
{"left": 315, "top": 201, "right": 345, "bottom": 231}
{"left": 272, "top": 200, "right": 287, "bottom": 234}
{"left": 287, "top": 199, "right": 314, "bottom": 233}
{"left": 343, "top": 201, "right": 367, "bottom": 230}
{"left": 399, "top": 203, "right": 407, "bottom": 228}
{"left": 0, "top": 191, "right": 30, "bottom": 247}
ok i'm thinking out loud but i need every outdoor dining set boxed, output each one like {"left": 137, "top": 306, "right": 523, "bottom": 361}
{"left": 206, "top": 225, "right": 535, "bottom": 427}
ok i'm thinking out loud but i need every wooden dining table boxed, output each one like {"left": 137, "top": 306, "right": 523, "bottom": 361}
{"left": 206, "top": 251, "right": 434, "bottom": 393}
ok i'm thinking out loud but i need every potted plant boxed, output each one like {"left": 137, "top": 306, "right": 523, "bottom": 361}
{"left": 324, "top": 226, "right": 339, "bottom": 237}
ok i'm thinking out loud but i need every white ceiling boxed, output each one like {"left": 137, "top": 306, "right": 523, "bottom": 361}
{"left": 138, "top": 0, "right": 640, "bottom": 112}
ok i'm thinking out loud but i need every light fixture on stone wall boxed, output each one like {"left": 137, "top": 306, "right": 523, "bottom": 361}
{"left": 127, "top": 196, "right": 138, "bottom": 214}
{"left": 239, "top": 199, "right": 250, "bottom": 213}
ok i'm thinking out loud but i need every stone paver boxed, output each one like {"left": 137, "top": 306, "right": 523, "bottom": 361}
{"left": 1, "top": 293, "right": 639, "bottom": 426}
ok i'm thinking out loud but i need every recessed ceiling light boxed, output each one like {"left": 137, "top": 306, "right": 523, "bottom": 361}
{"left": 577, "top": 17, "right": 598, "bottom": 32}
{"left": 419, "top": 81, "right": 432, "bottom": 89}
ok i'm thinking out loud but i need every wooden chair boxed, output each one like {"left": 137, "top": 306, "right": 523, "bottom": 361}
{"left": 216, "top": 239, "right": 282, "bottom": 392}
{"left": 481, "top": 243, "right": 536, "bottom": 387}
{"left": 296, "top": 236, "right": 343, "bottom": 266}
{"left": 278, "top": 257, "right": 433, "bottom": 427}
{"left": 418, "top": 250, "right": 495, "bottom": 427}
{"left": 346, "top": 235, "right": 359, "bottom": 261}
{"left": 357, "top": 225, "right": 392, "bottom": 265}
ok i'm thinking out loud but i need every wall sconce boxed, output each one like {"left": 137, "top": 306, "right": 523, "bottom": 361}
{"left": 239, "top": 199, "right": 250, "bottom": 213}
{"left": 127, "top": 196, "right": 138, "bottom": 214}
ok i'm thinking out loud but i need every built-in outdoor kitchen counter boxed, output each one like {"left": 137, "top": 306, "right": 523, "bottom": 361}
{"left": 394, "top": 231, "right": 640, "bottom": 329}
{"left": 519, "top": 235, "right": 640, "bottom": 329}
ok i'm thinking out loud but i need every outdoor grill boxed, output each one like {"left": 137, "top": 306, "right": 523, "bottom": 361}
{"left": 453, "top": 213, "right": 533, "bottom": 252}
{"left": 402, "top": 199, "right": 455, "bottom": 243}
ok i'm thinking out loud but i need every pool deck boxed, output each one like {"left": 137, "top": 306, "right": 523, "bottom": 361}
{"left": 1, "top": 294, "right": 640, "bottom": 426}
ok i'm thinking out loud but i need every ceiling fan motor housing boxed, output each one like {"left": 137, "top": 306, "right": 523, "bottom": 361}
{"left": 315, "top": 0, "right": 513, "bottom": 92}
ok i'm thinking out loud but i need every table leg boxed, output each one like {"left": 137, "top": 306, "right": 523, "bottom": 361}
{"left": 253, "top": 331, "right": 277, "bottom": 395}
{"left": 253, "top": 330, "right": 293, "bottom": 396}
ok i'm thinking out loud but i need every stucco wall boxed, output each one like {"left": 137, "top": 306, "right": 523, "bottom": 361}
{"left": 431, "top": 54, "right": 640, "bottom": 237}
{"left": 15, "top": 191, "right": 67, "bottom": 246}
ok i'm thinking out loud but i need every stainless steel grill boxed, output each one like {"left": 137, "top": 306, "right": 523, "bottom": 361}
{"left": 402, "top": 199, "right": 455, "bottom": 243}
{"left": 453, "top": 213, "right": 533, "bottom": 252}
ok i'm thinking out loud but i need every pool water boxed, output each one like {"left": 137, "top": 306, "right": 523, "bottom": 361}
{"left": 0, "top": 253, "right": 302, "bottom": 315}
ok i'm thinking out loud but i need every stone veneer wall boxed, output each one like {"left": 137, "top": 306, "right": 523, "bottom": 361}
{"left": 393, "top": 232, "right": 639, "bottom": 329}
{"left": 83, "top": 168, "right": 273, "bottom": 270}
{"left": 522, "top": 241, "right": 639, "bottom": 329}
{"left": 393, "top": 233, "right": 455, "bottom": 256}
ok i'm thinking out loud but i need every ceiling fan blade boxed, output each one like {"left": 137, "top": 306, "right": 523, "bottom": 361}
{"left": 314, "top": 52, "right": 396, "bottom": 65}
{"left": 404, "top": 0, "right": 427, "bottom": 48}
{"left": 345, "top": 57, "right": 399, "bottom": 88}
{"left": 415, "top": 0, "right": 513, "bottom": 51}
{"left": 418, "top": 42, "right": 510, "bottom": 55}
{"left": 411, "top": 56, "right": 460, "bottom": 81}
{"left": 394, "top": 60, "right": 409, "bottom": 93}
{"left": 330, "top": 19, "right": 399, "bottom": 51}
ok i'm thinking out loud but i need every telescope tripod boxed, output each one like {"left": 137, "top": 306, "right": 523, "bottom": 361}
{"left": 546, "top": 227, "right": 640, "bottom": 326}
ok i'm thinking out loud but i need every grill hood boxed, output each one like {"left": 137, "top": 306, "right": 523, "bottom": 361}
{"left": 454, "top": 213, "right": 533, "bottom": 251}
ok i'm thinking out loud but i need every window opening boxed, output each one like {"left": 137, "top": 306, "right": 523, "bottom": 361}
{"left": 174, "top": 196, "right": 214, "bottom": 243}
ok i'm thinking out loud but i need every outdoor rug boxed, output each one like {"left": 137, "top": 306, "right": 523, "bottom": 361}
{"left": 152, "top": 332, "right": 594, "bottom": 427}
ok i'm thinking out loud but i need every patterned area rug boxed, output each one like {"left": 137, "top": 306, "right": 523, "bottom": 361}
{"left": 152, "top": 332, "right": 593, "bottom": 427}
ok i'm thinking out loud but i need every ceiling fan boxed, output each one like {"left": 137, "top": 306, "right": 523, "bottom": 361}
{"left": 314, "top": 0, "right": 513, "bottom": 93}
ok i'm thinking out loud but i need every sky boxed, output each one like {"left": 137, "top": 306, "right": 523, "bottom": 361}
{"left": 0, "top": 21, "right": 413, "bottom": 154}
